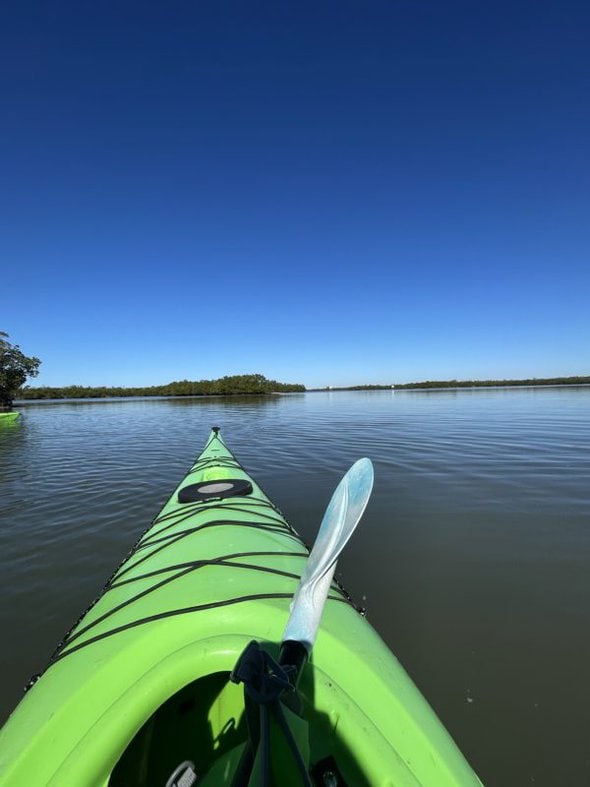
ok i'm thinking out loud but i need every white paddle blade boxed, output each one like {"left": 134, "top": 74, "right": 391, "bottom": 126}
{"left": 282, "top": 457, "right": 374, "bottom": 650}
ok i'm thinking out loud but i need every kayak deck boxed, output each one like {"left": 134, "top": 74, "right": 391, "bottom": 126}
{"left": 0, "top": 429, "right": 482, "bottom": 786}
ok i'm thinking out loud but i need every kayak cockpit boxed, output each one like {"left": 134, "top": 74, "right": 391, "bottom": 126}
{"left": 109, "top": 671, "right": 246, "bottom": 786}
{"left": 108, "top": 663, "right": 367, "bottom": 787}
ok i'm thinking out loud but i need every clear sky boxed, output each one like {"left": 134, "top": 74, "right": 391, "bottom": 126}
{"left": 2, "top": 1, "right": 589, "bottom": 389}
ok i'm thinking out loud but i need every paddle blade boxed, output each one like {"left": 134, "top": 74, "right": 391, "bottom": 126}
{"left": 282, "top": 457, "right": 374, "bottom": 651}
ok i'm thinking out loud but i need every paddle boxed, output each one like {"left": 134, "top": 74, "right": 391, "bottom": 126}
{"left": 230, "top": 457, "right": 374, "bottom": 786}
{"left": 279, "top": 457, "right": 374, "bottom": 682}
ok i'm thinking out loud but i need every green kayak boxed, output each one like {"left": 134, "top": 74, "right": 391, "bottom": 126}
{"left": 0, "top": 429, "right": 482, "bottom": 786}
{"left": 0, "top": 412, "right": 20, "bottom": 423}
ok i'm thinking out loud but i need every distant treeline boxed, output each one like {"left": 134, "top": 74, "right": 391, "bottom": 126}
{"left": 19, "top": 374, "right": 305, "bottom": 399}
{"left": 397, "top": 376, "right": 590, "bottom": 389}
{"left": 321, "top": 375, "right": 590, "bottom": 391}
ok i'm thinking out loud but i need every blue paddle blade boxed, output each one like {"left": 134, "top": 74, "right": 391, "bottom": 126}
{"left": 282, "top": 457, "right": 374, "bottom": 651}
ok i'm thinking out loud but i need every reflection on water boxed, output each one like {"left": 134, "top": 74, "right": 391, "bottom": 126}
{"left": 1, "top": 387, "right": 590, "bottom": 786}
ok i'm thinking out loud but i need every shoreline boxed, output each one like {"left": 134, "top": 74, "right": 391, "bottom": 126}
{"left": 309, "top": 376, "right": 590, "bottom": 392}
{"left": 14, "top": 378, "right": 590, "bottom": 404}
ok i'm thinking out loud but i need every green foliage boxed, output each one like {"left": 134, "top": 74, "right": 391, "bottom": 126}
{"left": 312, "top": 376, "right": 590, "bottom": 392}
{"left": 19, "top": 374, "right": 305, "bottom": 400}
{"left": 394, "top": 376, "right": 590, "bottom": 389}
{"left": 0, "top": 332, "right": 41, "bottom": 409}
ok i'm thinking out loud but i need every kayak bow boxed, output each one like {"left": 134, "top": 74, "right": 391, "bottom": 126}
{"left": 0, "top": 412, "right": 20, "bottom": 423}
{"left": 0, "top": 428, "right": 482, "bottom": 786}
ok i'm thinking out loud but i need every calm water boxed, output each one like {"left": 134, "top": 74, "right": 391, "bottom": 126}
{"left": 1, "top": 388, "right": 589, "bottom": 785}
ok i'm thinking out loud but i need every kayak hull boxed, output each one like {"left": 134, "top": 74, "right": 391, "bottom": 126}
{"left": 0, "top": 429, "right": 482, "bottom": 785}
{"left": 0, "top": 412, "right": 20, "bottom": 423}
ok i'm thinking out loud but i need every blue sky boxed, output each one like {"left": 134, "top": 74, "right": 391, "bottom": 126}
{"left": 2, "top": 1, "right": 589, "bottom": 388}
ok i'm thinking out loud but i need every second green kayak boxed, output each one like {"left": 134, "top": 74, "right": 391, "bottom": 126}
{"left": 0, "top": 428, "right": 482, "bottom": 786}
{"left": 0, "top": 412, "right": 20, "bottom": 423}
